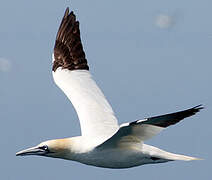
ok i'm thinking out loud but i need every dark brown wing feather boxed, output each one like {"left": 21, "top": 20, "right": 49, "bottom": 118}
{"left": 53, "top": 7, "right": 89, "bottom": 72}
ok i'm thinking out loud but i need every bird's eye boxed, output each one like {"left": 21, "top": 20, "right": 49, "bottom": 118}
{"left": 39, "top": 145, "right": 48, "bottom": 151}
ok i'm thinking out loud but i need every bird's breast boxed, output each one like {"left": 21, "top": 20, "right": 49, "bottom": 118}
{"left": 70, "top": 147, "right": 147, "bottom": 168}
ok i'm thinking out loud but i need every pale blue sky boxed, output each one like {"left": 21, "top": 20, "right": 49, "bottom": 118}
{"left": 0, "top": 0, "right": 211, "bottom": 179}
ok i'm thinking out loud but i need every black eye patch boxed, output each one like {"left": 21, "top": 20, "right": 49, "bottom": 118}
{"left": 39, "top": 145, "right": 49, "bottom": 151}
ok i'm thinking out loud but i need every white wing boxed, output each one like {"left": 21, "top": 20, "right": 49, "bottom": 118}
{"left": 52, "top": 8, "right": 119, "bottom": 145}
{"left": 53, "top": 69, "right": 119, "bottom": 144}
{"left": 97, "top": 105, "right": 202, "bottom": 148}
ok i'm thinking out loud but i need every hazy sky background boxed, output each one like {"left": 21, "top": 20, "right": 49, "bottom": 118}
{"left": 1, "top": 0, "right": 211, "bottom": 179}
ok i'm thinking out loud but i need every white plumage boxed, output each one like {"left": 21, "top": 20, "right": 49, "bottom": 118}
{"left": 53, "top": 69, "right": 119, "bottom": 146}
{"left": 16, "top": 7, "right": 203, "bottom": 169}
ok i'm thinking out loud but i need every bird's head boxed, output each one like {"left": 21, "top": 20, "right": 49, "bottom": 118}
{"left": 16, "top": 138, "right": 72, "bottom": 159}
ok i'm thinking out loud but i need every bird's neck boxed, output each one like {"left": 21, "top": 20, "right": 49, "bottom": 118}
{"left": 48, "top": 136, "right": 93, "bottom": 160}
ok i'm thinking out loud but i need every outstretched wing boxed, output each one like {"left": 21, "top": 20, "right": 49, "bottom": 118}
{"left": 98, "top": 105, "right": 203, "bottom": 148}
{"left": 52, "top": 8, "right": 119, "bottom": 145}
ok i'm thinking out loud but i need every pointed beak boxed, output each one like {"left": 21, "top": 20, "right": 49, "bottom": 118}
{"left": 16, "top": 146, "right": 47, "bottom": 156}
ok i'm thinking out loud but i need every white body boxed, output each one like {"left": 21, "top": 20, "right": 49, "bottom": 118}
{"left": 49, "top": 136, "right": 197, "bottom": 169}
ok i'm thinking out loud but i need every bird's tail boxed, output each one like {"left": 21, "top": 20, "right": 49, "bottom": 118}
{"left": 164, "top": 153, "right": 202, "bottom": 161}
{"left": 143, "top": 144, "right": 202, "bottom": 161}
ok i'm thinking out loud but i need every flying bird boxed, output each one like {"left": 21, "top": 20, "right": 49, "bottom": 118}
{"left": 16, "top": 7, "right": 203, "bottom": 169}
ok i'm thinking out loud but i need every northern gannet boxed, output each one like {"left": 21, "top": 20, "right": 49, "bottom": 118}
{"left": 16, "top": 7, "right": 203, "bottom": 169}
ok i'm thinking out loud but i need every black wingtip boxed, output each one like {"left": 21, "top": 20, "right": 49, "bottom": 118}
{"left": 182, "top": 104, "right": 204, "bottom": 118}
{"left": 192, "top": 104, "right": 204, "bottom": 112}
{"left": 64, "top": 7, "right": 75, "bottom": 19}
{"left": 65, "top": 7, "right": 69, "bottom": 16}
{"left": 137, "top": 104, "right": 204, "bottom": 128}
{"left": 53, "top": 6, "right": 89, "bottom": 72}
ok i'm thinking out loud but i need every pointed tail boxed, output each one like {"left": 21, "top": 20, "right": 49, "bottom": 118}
{"left": 143, "top": 144, "right": 202, "bottom": 161}
{"left": 164, "top": 153, "right": 202, "bottom": 161}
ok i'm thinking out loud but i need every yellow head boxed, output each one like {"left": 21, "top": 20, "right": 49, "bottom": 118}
{"left": 16, "top": 138, "right": 73, "bottom": 160}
